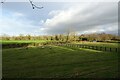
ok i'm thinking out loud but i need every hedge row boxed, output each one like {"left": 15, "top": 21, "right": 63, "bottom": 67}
{"left": 1, "top": 41, "right": 68, "bottom": 49}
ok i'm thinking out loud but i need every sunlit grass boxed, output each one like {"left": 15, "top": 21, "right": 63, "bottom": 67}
{"left": 74, "top": 41, "right": 119, "bottom": 48}
{"left": 2, "top": 45, "right": 118, "bottom": 78}
{"left": 1, "top": 40, "right": 50, "bottom": 44}
{"left": 79, "top": 48, "right": 103, "bottom": 53}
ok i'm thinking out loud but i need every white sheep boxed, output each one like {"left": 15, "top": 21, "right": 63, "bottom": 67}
{"left": 41, "top": 46, "right": 45, "bottom": 49}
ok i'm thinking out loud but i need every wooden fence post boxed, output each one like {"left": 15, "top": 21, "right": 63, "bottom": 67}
{"left": 96, "top": 46, "right": 98, "bottom": 50}
{"left": 83, "top": 45, "right": 84, "bottom": 48}
{"left": 59, "top": 44, "right": 118, "bottom": 53}
{"left": 85, "top": 45, "right": 87, "bottom": 49}
{"left": 71, "top": 44, "right": 73, "bottom": 47}
{"left": 87, "top": 46, "right": 89, "bottom": 49}
{"left": 88, "top": 46, "right": 90, "bottom": 49}
{"left": 105, "top": 47, "right": 106, "bottom": 51}
{"left": 91, "top": 46, "right": 93, "bottom": 49}
{"left": 93, "top": 46, "right": 94, "bottom": 49}
{"left": 115, "top": 48, "right": 117, "bottom": 52}
{"left": 100, "top": 47, "right": 102, "bottom": 51}
{"left": 79, "top": 45, "right": 81, "bottom": 48}
{"left": 80, "top": 45, "right": 81, "bottom": 48}
{"left": 110, "top": 48, "right": 111, "bottom": 52}
{"left": 84, "top": 45, "right": 86, "bottom": 48}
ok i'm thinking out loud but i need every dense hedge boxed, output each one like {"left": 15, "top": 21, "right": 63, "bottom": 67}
{"left": 2, "top": 43, "right": 30, "bottom": 48}
{"left": 1, "top": 41, "right": 69, "bottom": 49}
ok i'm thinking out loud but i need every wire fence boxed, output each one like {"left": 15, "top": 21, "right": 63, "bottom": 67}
{"left": 55, "top": 43, "right": 119, "bottom": 53}
{"left": 2, "top": 42, "right": 119, "bottom": 53}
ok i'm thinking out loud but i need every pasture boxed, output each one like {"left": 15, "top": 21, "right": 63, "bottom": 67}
{"left": 74, "top": 41, "right": 119, "bottom": 48}
{"left": 1, "top": 40, "right": 50, "bottom": 44}
{"left": 2, "top": 42, "right": 119, "bottom": 78}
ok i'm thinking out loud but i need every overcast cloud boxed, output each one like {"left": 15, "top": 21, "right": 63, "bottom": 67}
{"left": 0, "top": 2, "right": 118, "bottom": 36}
{"left": 42, "top": 2, "right": 118, "bottom": 35}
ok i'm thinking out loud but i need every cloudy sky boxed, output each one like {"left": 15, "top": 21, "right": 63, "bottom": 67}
{"left": 0, "top": 0, "right": 119, "bottom": 36}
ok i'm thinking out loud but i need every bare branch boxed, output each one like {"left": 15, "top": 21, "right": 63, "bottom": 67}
{"left": 29, "top": 0, "right": 43, "bottom": 9}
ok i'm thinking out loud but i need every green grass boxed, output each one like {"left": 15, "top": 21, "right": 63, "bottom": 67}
{"left": 1, "top": 40, "right": 119, "bottom": 48}
{"left": 2, "top": 46, "right": 119, "bottom": 78}
{"left": 1, "top": 40, "right": 50, "bottom": 44}
{"left": 74, "top": 42, "right": 119, "bottom": 48}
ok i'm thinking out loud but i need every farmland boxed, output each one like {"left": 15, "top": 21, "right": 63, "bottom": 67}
{"left": 74, "top": 42, "right": 119, "bottom": 48}
{"left": 2, "top": 41, "right": 119, "bottom": 78}
{"left": 1, "top": 40, "right": 50, "bottom": 44}
{"left": 1, "top": 1, "right": 120, "bottom": 79}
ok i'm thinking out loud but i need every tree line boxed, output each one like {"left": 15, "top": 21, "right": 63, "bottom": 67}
{"left": 1, "top": 33, "right": 120, "bottom": 42}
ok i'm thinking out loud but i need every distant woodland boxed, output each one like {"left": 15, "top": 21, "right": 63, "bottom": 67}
{"left": 1, "top": 33, "right": 120, "bottom": 42}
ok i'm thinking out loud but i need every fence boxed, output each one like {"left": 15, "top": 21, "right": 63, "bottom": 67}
{"left": 55, "top": 43, "right": 119, "bottom": 53}
{"left": 2, "top": 42, "right": 119, "bottom": 53}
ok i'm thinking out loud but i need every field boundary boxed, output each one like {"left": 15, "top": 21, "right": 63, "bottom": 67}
{"left": 55, "top": 43, "right": 119, "bottom": 53}
{"left": 1, "top": 42, "right": 119, "bottom": 53}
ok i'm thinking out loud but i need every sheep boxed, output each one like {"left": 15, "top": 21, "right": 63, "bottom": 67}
{"left": 49, "top": 46, "right": 52, "bottom": 49}
{"left": 41, "top": 46, "right": 45, "bottom": 49}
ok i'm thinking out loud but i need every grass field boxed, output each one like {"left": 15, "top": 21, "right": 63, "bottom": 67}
{"left": 1, "top": 40, "right": 50, "bottom": 44}
{"left": 1, "top": 40, "right": 119, "bottom": 48}
{"left": 2, "top": 45, "right": 119, "bottom": 78}
{"left": 74, "top": 42, "right": 119, "bottom": 48}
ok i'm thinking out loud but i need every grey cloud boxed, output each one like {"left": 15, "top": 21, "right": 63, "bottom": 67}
{"left": 43, "top": 2, "right": 118, "bottom": 35}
